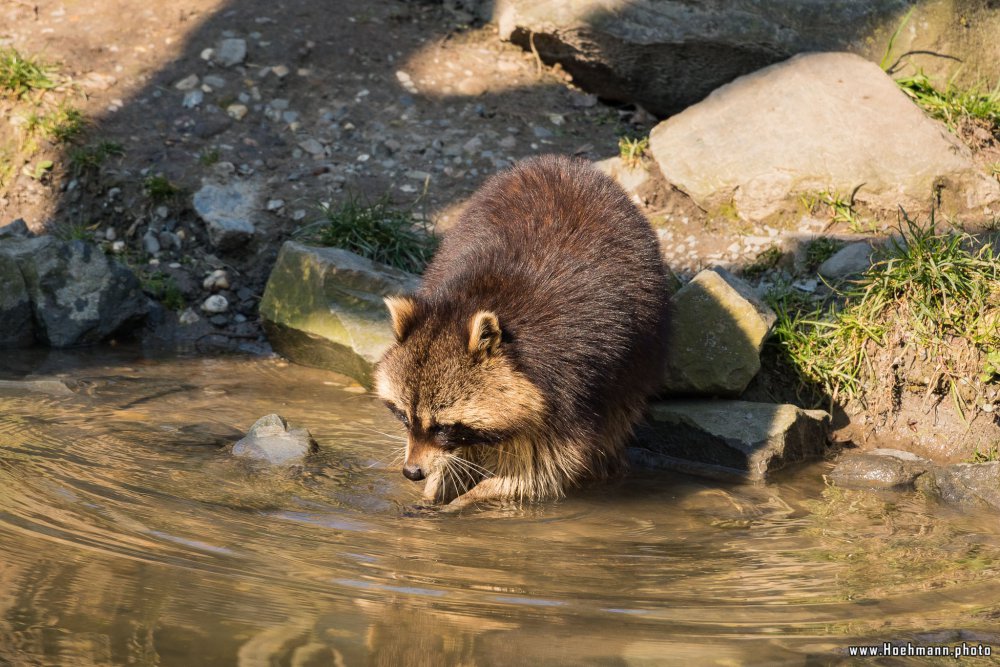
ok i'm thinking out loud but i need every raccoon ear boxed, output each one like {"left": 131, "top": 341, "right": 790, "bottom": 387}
{"left": 384, "top": 296, "right": 417, "bottom": 341}
{"left": 468, "top": 310, "right": 502, "bottom": 360}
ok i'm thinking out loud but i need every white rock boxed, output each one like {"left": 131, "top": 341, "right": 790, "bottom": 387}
{"left": 226, "top": 104, "right": 249, "bottom": 120}
{"left": 179, "top": 308, "right": 200, "bottom": 325}
{"left": 266, "top": 198, "right": 285, "bottom": 211}
{"left": 201, "top": 294, "right": 229, "bottom": 314}
{"left": 174, "top": 74, "right": 200, "bottom": 90}
{"left": 182, "top": 89, "right": 204, "bottom": 108}
{"left": 203, "top": 269, "right": 230, "bottom": 291}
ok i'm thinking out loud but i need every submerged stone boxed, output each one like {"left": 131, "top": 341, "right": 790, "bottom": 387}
{"left": 232, "top": 413, "right": 318, "bottom": 465}
{"left": 829, "top": 449, "right": 931, "bottom": 489}
{"left": 633, "top": 400, "right": 830, "bottom": 481}
{"left": 915, "top": 462, "right": 1000, "bottom": 511}
{"left": 663, "top": 268, "right": 776, "bottom": 396}
{"left": 259, "top": 241, "right": 420, "bottom": 388}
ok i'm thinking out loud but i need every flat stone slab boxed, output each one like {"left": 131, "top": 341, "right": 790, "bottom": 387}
{"left": 663, "top": 268, "right": 776, "bottom": 396}
{"left": 649, "top": 52, "right": 1000, "bottom": 221}
{"left": 232, "top": 414, "right": 317, "bottom": 465}
{"left": 259, "top": 241, "right": 420, "bottom": 387}
{"left": 633, "top": 400, "right": 830, "bottom": 481}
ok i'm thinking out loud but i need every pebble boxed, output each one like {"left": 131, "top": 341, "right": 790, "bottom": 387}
{"left": 266, "top": 199, "right": 285, "bottom": 211}
{"left": 291, "top": 209, "right": 306, "bottom": 221}
{"left": 203, "top": 74, "right": 227, "bottom": 89}
{"left": 298, "top": 138, "right": 325, "bottom": 155}
{"left": 271, "top": 64, "right": 290, "bottom": 78}
{"left": 178, "top": 308, "right": 200, "bottom": 325}
{"left": 203, "top": 269, "right": 230, "bottom": 291}
{"left": 174, "top": 74, "right": 200, "bottom": 90}
{"left": 215, "top": 38, "right": 247, "bottom": 67}
{"left": 201, "top": 294, "right": 229, "bottom": 314}
{"left": 104, "top": 227, "right": 116, "bottom": 241}
{"left": 142, "top": 230, "right": 161, "bottom": 255}
{"left": 183, "top": 89, "right": 204, "bottom": 108}
{"left": 111, "top": 240, "right": 126, "bottom": 254}
{"left": 226, "top": 104, "right": 249, "bottom": 120}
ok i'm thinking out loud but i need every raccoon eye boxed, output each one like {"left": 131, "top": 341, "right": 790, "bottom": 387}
{"left": 436, "top": 423, "right": 498, "bottom": 448}
{"left": 383, "top": 401, "right": 410, "bottom": 427}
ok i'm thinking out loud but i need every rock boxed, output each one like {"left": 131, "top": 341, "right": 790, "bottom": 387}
{"left": 179, "top": 308, "right": 200, "bottom": 325}
{"left": 648, "top": 52, "right": 1000, "bottom": 222}
{"left": 215, "top": 38, "right": 247, "bottom": 68}
{"left": 0, "top": 219, "right": 31, "bottom": 239}
{"left": 0, "top": 379, "right": 73, "bottom": 396}
{"left": 174, "top": 74, "right": 200, "bottom": 90}
{"left": 494, "top": 1, "right": 1000, "bottom": 117}
{"left": 203, "top": 269, "right": 230, "bottom": 291}
{"left": 817, "top": 241, "right": 876, "bottom": 280}
{"left": 142, "top": 230, "right": 161, "bottom": 255}
{"left": 192, "top": 181, "right": 258, "bottom": 251}
{"left": 203, "top": 74, "right": 227, "bottom": 89}
{"left": 259, "top": 241, "right": 421, "bottom": 388}
{"left": 298, "top": 138, "right": 325, "bottom": 156}
{"left": 182, "top": 89, "right": 204, "bottom": 109}
{"left": 0, "top": 252, "right": 35, "bottom": 346}
{"left": 829, "top": 449, "right": 931, "bottom": 489}
{"left": 232, "top": 414, "right": 318, "bottom": 465}
{"left": 226, "top": 104, "right": 249, "bottom": 120}
{"left": 0, "top": 236, "right": 147, "bottom": 347}
{"left": 201, "top": 294, "right": 229, "bottom": 314}
{"left": 632, "top": 400, "right": 830, "bottom": 481}
{"left": 594, "top": 156, "right": 650, "bottom": 198}
{"left": 664, "top": 268, "right": 777, "bottom": 396}
{"left": 915, "top": 462, "right": 1000, "bottom": 511}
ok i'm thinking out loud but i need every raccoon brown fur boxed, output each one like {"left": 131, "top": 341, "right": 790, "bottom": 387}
{"left": 375, "top": 154, "right": 669, "bottom": 506}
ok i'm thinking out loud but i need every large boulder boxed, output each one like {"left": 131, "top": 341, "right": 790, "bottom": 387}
{"left": 663, "top": 268, "right": 776, "bottom": 396}
{"left": 0, "top": 253, "right": 35, "bottom": 347}
{"left": 0, "top": 236, "right": 148, "bottom": 347}
{"left": 648, "top": 52, "right": 1000, "bottom": 222}
{"left": 493, "top": 0, "right": 1000, "bottom": 117}
{"left": 914, "top": 462, "right": 1000, "bottom": 511}
{"left": 260, "top": 242, "right": 420, "bottom": 387}
{"left": 632, "top": 400, "right": 830, "bottom": 481}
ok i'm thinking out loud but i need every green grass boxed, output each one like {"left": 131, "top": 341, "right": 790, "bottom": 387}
{"left": 617, "top": 135, "right": 649, "bottom": 168}
{"left": 198, "top": 147, "right": 220, "bottom": 166}
{"left": 768, "top": 212, "right": 1000, "bottom": 408}
{"left": 742, "top": 245, "right": 783, "bottom": 279}
{"left": 26, "top": 105, "right": 86, "bottom": 143}
{"left": 0, "top": 48, "right": 53, "bottom": 98}
{"left": 896, "top": 71, "right": 1000, "bottom": 132}
{"left": 801, "top": 189, "right": 871, "bottom": 233}
{"left": 69, "top": 140, "right": 124, "bottom": 171}
{"left": 143, "top": 174, "right": 181, "bottom": 202}
{"left": 53, "top": 221, "right": 97, "bottom": 242}
{"left": 805, "top": 237, "right": 845, "bottom": 270}
{"left": 969, "top": 442, "right": 1000, "bottom": 463}
{"left": 297, "top": 193, "right": 437, "bottom": 273}
{"left": 141, "top": 272, "right": 185, "bottom": 311}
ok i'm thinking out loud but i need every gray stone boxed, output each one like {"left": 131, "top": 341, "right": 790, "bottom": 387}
{"left": 142, "top": 230, "right": 161, "bottom": 255}
{"left": 648, "top": 53, "right": 1000, "bottom": 222}
{"left": 174, "top": 74, "right": 200, "bottom": 90}
{"left": 0, "top": 379, "right": 73, "bottom": 396}
{"left": 182, "top": 89, "right": 204, "bottom": 109}
{"left": 0, "top": 219, "right": 31, "bottom": 239}
{"left": 494, "top": 0, "right": 1000, "bottom": 117}
{"left": 0, "top": 252, "right": 35, "bottom": 347}
{"left": 192, "top": 181, "right": 258, "bottom": 250}
{"left": 215, "top": 38, "right": 247, "bottom": 68}
{"left": 232, "top": 414, "right": 318, "bottom": 465}
{"left": 817, "top": 241, "right": 876, "bottom": 280}
{"left": 915, "top": 462, "right": 1000, "bottom": 511}
{"left": 259, "top": 241, "right": 420, "bottom": 388}
{"left": 664, "top": 268, "right": 776, "bottom": 396}
{"left": 201, "top": 294, "right": 229, "bottom": 314}
{"left": 829, "top": 449, "right": 931, "bottom": 489}
{"left": 632, "top": 400, "right": 830, "bottom": 481}
{"left": 0, "top": 236, "right": 147, "bottom": 347}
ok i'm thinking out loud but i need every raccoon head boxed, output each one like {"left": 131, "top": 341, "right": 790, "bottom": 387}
{"left": 374, "top": 296, "right": 546, "bottom": 489}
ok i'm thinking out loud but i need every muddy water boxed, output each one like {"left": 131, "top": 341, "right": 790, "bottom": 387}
{"left": 0, "top": 348, "right": 998, "bottom": 666}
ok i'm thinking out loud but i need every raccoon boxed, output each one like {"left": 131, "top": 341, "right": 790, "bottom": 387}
{"left": 375, "top": 155, "right": 669, "bottom": 506}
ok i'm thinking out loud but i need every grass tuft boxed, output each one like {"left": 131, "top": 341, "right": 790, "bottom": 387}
{"left": 801, "top": 189, "right": 871, "bottom": 233}
{"left": 768, "top": 211, "right": 1000, "bottom": 410}
{"left": 26, "top": 105, "right": 86, "bottom": 143}
{"left": 143, "top": 174, "right": 181, "bottom": 202}
{"left": 742, "top": 245, "right": 783, "bottom": 279}
{"left": 69, "top": 140, "right": 124, "bottom": 171}
{"left": 296, "top": 193, "right": 437, "bottom": 273}
{"left": 617, "top": 135, "right": 649, "bottom": 168}
{"left": 896, "top": 71, "right": 1000, "bottom": 132}
{"left": 0, "top": 48, "right": 53, "bottom": 98}
{"left": 805, "top": 237, "right": 845, "bottom": 270}
{"left": 142, "top": 272, "right": 185, "bottom": 311}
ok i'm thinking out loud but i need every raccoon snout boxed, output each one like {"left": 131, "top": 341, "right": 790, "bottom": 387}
{"left": 402, "top": 463, "right": 425, "bottom": 481}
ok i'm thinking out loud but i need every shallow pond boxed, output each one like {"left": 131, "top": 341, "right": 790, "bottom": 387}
{"left": 0, "top": 348, "right": 998, "bottom": 666}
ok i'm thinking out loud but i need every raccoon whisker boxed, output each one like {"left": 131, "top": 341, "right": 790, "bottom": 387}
{"left": 448, "top": 457, "right": 483, "bottom": 487}
{"left": 354, "top": 424, "right": 407, "bottom": 441}
{"left": 450, "top": 455, "right": 494, "bottom": 479}
{"left": 365, "top": 446, "right": 407, "bottom": 469}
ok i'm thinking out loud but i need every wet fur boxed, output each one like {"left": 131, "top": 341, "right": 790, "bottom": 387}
{"left": 375, "top": 155, "right": 669, "bottom": 504}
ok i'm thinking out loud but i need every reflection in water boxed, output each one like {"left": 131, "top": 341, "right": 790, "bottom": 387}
{"left": 0, "top": 347, "right": 999, "bottom": 666}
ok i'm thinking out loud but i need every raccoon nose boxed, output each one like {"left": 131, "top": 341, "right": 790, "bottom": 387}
{"left": 402, "top": 463, "right": 425, "bottom": 481}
